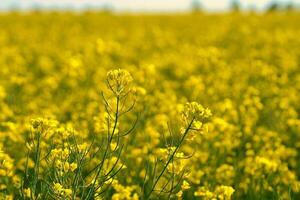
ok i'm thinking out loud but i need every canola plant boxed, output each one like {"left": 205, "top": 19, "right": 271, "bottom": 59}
{"left": 0, "top": 12, "right": 300, "bottom": 200}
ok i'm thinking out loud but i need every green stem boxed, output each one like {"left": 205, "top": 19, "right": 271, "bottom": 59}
{"left": 32, "top": 132, "right": 41, "bottom": 200}
{"left": 145, "top": 118, "right": 194, "bottom": 200}
{"left": 85, "top": 96, "right": 120, "bottom": 199}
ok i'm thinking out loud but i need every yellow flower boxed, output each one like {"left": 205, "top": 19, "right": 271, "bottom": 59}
{"left": 176, "top": 191, "right": 183, "bottom": 199}
{"left": 0, "top": 148, "right": 3, "bottom": 161}
{"left": 69, "top": 163, "right": 77, "bottom": 172}
{"left": 63, "top": 162, "right": 70, "bottom": 172}
{"left": 215, "top": 185, "right": 235, "bottom": 200}
{"left": 53, "top": 182, "right": 63, "bottom": 193}
{"left": 181, "top": 180, "right": 191, "bottom": 190}
{"left": 110, "top": 142, "right": 118, "bottom": 150}
{"left": 63, "top": 189, "right": 72, "bottom": 197}
{"left": 23, "top": 188, "right": 32, "bottom": 198}
{"left": 53, "top": 182, "right": 72, "bottom": 197}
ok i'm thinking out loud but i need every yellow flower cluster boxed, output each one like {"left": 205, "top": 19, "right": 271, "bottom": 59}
{"left": 0, "top": 11, "right": 299, "bottom": 200}
{"left": 50, "top": 148, "right": 77, "bottom": 173}
{"left": 195, "top": 185, "right": 235, "bottom": 200}
{"left": 106, "top": 69, "right": 133, "bottom": 96}
{"left": 53, "top": 183, "right": 72, "bottom": 198}
{"left": 0, "top": 148, "right": 15, "bottom": 191}
{"left": 111, "top": 180, "right": 139, "bottom": 200}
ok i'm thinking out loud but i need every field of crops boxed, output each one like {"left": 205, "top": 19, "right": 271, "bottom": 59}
{"left": 0, "top": 12, "right": 300, "bottom": 199}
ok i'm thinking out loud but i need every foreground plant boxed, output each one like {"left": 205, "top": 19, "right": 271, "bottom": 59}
{"left": 143, "top": 102, "right": 212, "bottom": 199}
{"left": 19, "top": 69, "right": 138, "bottom": 200}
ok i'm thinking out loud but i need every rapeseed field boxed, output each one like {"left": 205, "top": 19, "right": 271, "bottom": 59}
{"left": 0, "top": 12, "right": 300, "bottom": 199}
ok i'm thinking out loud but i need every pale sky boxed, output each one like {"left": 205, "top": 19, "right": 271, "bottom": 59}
{"left": 0, "top": 0, "right": 299, "bottom": 11}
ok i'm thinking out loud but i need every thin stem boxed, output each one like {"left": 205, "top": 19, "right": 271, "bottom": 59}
{"left": 32, "top": 132, "right": 42, "bottom": 200}
{"left": 145, "top": 118, "right": 194, "bottom": 199}
{"left": 85, "top": 96, "right": 120, "bottom": 199}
